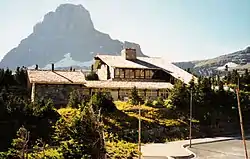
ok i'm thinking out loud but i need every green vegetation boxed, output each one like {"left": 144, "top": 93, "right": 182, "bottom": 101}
{"left": 0, "top": 67, "right": 250, "bottom": 158}
{"left": 85, "top": 64, "right": 99, "bottom": 80}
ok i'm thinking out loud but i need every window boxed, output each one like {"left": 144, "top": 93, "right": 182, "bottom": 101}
{"left": 146, "top": 90, "right": 157, "bottom": 97}
{"left": 120, "top": 69, "right": 125, "bottom": 78}
{"left": 140, "top": 70, "right": 144, "bottom": 78}
{"left": 145, "top": 70, "right": 152, "bottom": 79}
{"left": 159, "top": 90, "right": 169, "bottom": 98}
{"left": 135, "top": 69, "right": 140, "bottom": 78}
{"left": 138, "top": 90, "right": 145, "bottom": 97}
{"left": 119, "top": 89, "right": 130, "bottom": 98}
{"left": 129, "top": 69, "right": 135, "bottom": 78}
{"left": 115, "top": 68, "right": 120, "bottom": 78}
{"left": 125, "top": 69, "right": 130, "bottom": 78}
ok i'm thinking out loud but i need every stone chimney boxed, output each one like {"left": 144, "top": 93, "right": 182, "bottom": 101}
{"left": 52, "top": 63, "right": 54, "bottom": 71}
{"left": 121, "top": 48, "right": 136, "bottom": 60}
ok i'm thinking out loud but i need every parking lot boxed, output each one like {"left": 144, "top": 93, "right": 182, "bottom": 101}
{"left": 189, "top": 139, "right": 250, "bottom": 159}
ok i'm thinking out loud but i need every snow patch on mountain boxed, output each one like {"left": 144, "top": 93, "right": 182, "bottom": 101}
{"left": 28, "top": 53, "right": 93, "bottom": 70}
{"left": 43, "top": 53, "right": 93, "bottom": 69}
{"left": 217, "top": 62, "right": 238, "bottom": 70}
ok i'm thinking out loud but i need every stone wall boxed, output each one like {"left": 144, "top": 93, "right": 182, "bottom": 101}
{"left": 35, "top": 84, "right": 88, "bottom": 106}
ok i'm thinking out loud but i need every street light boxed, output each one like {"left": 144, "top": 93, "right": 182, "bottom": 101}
{"left": 138, "top": 102, "right": 142, "bottom": 159}
{"left": 189, "top": 88, "right": 193, "bottom": 148}
{"left": 188, "top": 78, "right": 195, "bottom": 148}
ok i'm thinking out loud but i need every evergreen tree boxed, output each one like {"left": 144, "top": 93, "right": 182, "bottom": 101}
{"left": 227, "top": 71, "right": 232, "bottom": 84}
{"left": 168, "top": 80, "right": 189, "bottom": 113}
{"left": 243, "top": 69, "right": 250, "bottom": 84}
{"left": 231, "top": 69, "right": 239, "bottom": 84}
{"left": 130, "top": 86, "right": 140, "bottom": 105}
{"left": 86, "top": 65, "right": 99, "bottom": 80}
{"left": 15, "top": 67, "right": 27, "bottom": 87}
{"left": 54, "top": 105, "right": 106, "bottom": 158}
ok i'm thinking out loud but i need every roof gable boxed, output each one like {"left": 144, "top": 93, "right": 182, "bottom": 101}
{"left": 27, "top": 70, "right": 86, "bottom": 84}
{"left": 95, "top": 55, "right": 196, "bottom": 84}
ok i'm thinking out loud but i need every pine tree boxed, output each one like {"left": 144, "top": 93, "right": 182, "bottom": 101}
{"left": 231, "top": 69, "right": 239, "bottom": 84}
{"left": 130, "top": 86, "right": 140, "bottom": 105}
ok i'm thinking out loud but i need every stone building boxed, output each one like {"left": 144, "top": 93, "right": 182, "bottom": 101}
{"left": 27, "top": 48, "right": 196, "bottom": 106}
{"left": 91, "top": 48, "right": 196, "bottom": 100}
{"left": 27, "top": 65, "right": 87, "bottom": 106}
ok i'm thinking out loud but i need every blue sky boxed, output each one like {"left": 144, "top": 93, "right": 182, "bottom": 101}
{"left": 0, "top": 0, "right": 250, "bottom": 62}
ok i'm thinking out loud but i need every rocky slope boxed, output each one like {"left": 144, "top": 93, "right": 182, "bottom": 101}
{"left": 173, "top": 46, "right": 250, "bottom": 76}
{"left": 0, "top": 4, "right": 145, "bottom": 69}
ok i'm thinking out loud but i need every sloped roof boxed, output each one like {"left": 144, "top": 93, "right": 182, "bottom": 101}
{"left": 95, "top": 55, "right": 160, "bottom": 69}
{"left": 85, "top": 80, "right": 173, "bottom": 89}
{"left": 137, "top": 57, "right": 197, "bottom": 84}
{"left": 27, "top": 70, "right": 86, "bottom": 84}
{"left": 95, "top": 55, "right": 197, "bottom": 84}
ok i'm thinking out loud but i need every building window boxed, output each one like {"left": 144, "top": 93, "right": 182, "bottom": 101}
{"left": 115, "top": 68, "right": 120, "bottom": 78}
{"left": 159, "top": 90, "right": 168, "bottom": 98}
{"left": 145, "top": 70, "right": 152, "bottom": 79}
{"left": 129, "top": 69, "right": 135, "bottom": 78}
{"left": 119, "top": 89, "right": 130, "bottom": 99}
{"left": 146, "top": 90, "right": 157, "bottom": 97}
{"left": 120, "top": 69, "right": 125, "bottom": 78}
{"left": 125, "top": 69, "right": 130, "bottom": 78}
{"left": 135, "top": 69, "right": 140, "bottom": 78}
{"left": 138, "top": 90, "right": 144, "bottom": 97}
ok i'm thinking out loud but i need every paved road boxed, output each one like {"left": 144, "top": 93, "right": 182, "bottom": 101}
{"left": 189, "top": 139, "right": 250, "bottom": 159}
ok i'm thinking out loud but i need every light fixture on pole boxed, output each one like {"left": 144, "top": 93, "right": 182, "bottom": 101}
{"left": 138, "top": 102, "right": 142, "bottom": 159}
{"left": 189, "top": 88, "right": 193, "bottom": 148}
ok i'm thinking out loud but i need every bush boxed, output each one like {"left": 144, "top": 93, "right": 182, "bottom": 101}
{"left": 85, "top": 72, "right": 99, "bottom": 80}
{"left": 54, "top": 105, "right": 105, "bottom": 159}
{"left": 91, "top": 92, "right": 116, "bottom": 112}
{"left": 106, "top": 140, "right": 138, "bottom": 159}
{"left": 129, "top": 87, "right": 140, "bottom": 105}
{"left": 164, "top": 99, "right": 175, "bottom": 110}
{"left": 67, "top": 90, "right": 89, "bottom": 108}
{"left": 152, "top": 97, "right": 164, "bottom": 106}
{"left": 144, "top": 99, "right": 153, "bottom": 106}
{"left": 29, "top": 148, "right": 63, "bottom": 159}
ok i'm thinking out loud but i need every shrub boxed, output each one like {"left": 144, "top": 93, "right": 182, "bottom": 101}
{"left": 91, "top": 92, "right": 116, "bottom": 112}
{"left": 85, "top": 72, "right": 99, "bottom": 80}
{"left": 152, "top": 97, "right": 164, "bottom": 106}
{"left": 54, "top": 105, "right": 105, "bottom": 159}
{"left": 144, "top": 99, "right": 153, "bottom": 106}
{"left": 106, "top": 140, "right": 138, "bottom": 159}
{"left": 130, "top": 87, "right": 140, "bottom": 105}
{"left": 164, "top": 99, "right": 175, "bottom": 110}
{"left": 67, "top": 90, "right": 89, "bottom": 108}
{"left": 29, "top": 148, "right": 63, "bottom": 159}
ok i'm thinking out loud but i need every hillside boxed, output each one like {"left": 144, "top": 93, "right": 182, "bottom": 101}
{"left": 173, "top": 46, "right": 250, "bottom": 76}
{"left": 0, "top": 4, "right": 145, "bottom": 70}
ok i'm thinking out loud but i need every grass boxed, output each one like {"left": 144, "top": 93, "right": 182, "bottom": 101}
{"left": 106, "top": 101, "right": 188, "bottom": 143}
{"left": 56, "top": 101, "right": 189, "bottom": 158}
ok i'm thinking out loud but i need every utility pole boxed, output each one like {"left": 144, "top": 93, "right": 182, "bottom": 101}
{"left": 189, "top": 89, "right": 193, "bottom": 148}
{"left": 236, "top": 77, "right": 248, "bottom": 159}
{"left": 138, "top": 102, "right": 142, "bottom": 159}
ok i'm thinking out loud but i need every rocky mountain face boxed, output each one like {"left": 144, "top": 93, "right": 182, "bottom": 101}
{"left": 0, "top": 4, "right": 145, "bottom": 69}
{"left": 173, "top": 46, "right": 250, "bottom": 76}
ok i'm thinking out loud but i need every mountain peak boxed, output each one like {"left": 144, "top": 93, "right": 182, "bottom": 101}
{"left": 0, "top": 3, "right": 144, "bottom": 69}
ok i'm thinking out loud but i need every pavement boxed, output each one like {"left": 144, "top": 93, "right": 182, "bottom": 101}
{"left": 142, "top": 136, "right": 250, "bottom": 159}
{"left": 189, "top": 139, "right": 250, "bottom": 159}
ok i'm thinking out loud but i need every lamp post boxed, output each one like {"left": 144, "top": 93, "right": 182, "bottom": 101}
{"left": 138, "top": 102, "right": 142, "bottom": 159}
{"left": 189, "top": 88, "right": 193, "bottom": 148}
{"left": 236, "top": 77, "right": 248, "bottom": 159}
